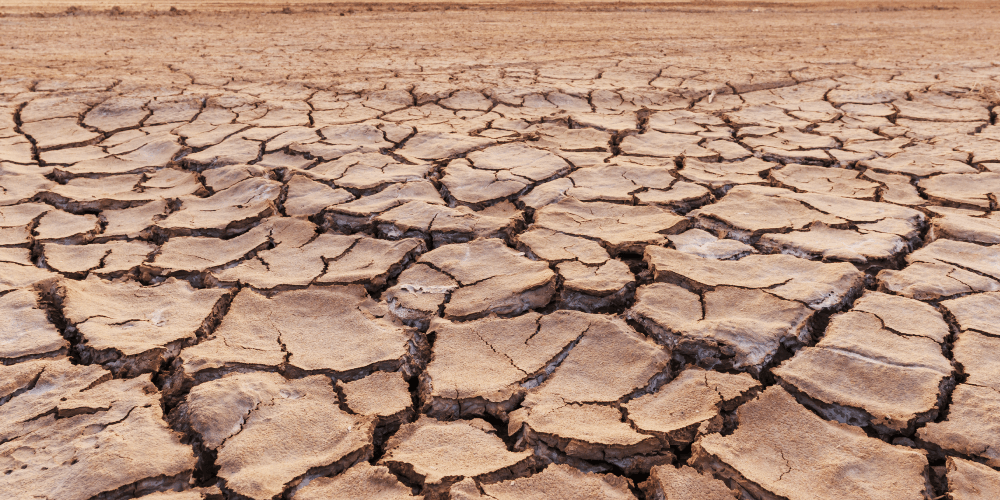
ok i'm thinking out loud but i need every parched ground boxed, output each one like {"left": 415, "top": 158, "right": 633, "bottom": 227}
{"left": 2, "top": 1, "right": 1000, "bottom": 499}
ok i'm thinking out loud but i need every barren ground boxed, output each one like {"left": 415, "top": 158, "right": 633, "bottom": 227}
{"left": 2, "top": 1, "right": 1000, "bottom": 499}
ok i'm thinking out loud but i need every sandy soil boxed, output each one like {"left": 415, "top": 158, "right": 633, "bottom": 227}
{"left": 1, "top": 2, "right": 1000, "bottom": 500}
{"left": 0, "top": 1, "right": 998, "bottom": 84}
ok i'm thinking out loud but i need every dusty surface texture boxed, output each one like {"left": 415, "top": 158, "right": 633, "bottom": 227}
{"left": 1, "top": 0, "right": 999, "bottom": 498}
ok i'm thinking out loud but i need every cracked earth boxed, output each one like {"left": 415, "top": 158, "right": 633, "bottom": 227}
{"left": 2, "top": 1, "right": 1000, "bottom": 498}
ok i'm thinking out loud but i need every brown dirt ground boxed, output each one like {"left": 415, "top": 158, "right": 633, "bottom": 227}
{"left": 2, "top": 2, "right": 1000, "bottom": 500}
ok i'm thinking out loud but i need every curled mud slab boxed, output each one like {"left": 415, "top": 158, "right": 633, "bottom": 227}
{"left": 3, "top": 2, "right": 1000, "bottom": 497}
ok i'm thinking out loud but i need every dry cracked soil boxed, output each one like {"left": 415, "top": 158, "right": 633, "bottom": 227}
{"left": 2, "top": 0, "right": 1000, "bottom": 498}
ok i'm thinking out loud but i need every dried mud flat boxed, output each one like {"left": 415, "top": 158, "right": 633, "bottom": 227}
{"left": 2, "top": 1, "right": 1000, "bottom": 499}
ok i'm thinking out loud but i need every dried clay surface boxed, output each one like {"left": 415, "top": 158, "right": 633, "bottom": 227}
{"left": 2, "top": 1, "right": 1000, "bottom": 499}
